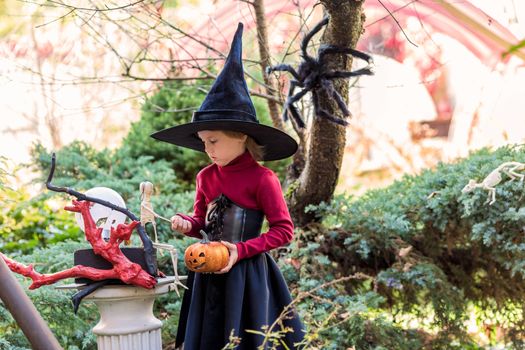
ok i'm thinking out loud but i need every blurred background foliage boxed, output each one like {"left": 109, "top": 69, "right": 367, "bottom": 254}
{"left": 2, "top": 80, "right": 525, "bottom": 349}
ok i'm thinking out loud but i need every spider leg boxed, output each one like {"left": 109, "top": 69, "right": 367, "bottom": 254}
{"left": 312, "top": 90, "right": 349, "bottom": 126}
{"left": 317, "top": 109, "right": 349, "bottom": 126}
{"left": 311, "top": 92, "right": 322, "bottom": 121}
{"left": 319, "top": 45, "right": 373, "bottom": 65}
{"left": 323, "top": 111, "right": 349, "bottom": 125}
{"left": 266, "top": 64, "right": 301, "bottom": 81}
{"left": 312, "top": 89, "right": 320, "bottom": 112}
{"left": 325, "top": 68, "right": 374, "bottom": 79}
{"left": 288, "top": 83, "right": 310, "bottom": 104}
{"left": 283, "top": 80, "right": 307, "bottom": 128}
{"left": 321, "top": 79, "right": 351, "bottom": 117}
{"left": 287, "top": 103, "right": 306, "bottom": 129}
{"left": 333, "top": 90, "right": 351, "bottom": 117}
{"left": 300, "top": 16, "right": 330, "bottom": 59}
{"left": 282, "top": 81, "right": 297, "bottom": 122}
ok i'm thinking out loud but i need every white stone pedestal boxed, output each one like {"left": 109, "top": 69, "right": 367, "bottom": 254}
{"left": 58, "top": 276, "right": 185, "bottom": 350}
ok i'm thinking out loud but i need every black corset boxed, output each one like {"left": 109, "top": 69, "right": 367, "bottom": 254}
{"left": 204, "top": 194, "right": 264, "bottom": 243}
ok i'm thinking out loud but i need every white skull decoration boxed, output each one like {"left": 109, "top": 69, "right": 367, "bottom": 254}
{"left": 74, "top": 187, "right": 127, "bottom": 241}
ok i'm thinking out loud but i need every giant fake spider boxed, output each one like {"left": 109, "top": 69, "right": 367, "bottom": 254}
{"left": 267, "top": 16, "right": 373, "bottom": 128}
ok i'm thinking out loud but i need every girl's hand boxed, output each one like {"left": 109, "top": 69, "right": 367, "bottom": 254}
{"left": 170, "top": 215, "right": 192, "bottom": 233}
{"left": 215, "top": 241, "right": 238, "bottom": 274}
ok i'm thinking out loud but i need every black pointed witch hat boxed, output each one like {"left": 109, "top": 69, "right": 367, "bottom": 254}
{"left": 151, "top": 23, "right": 297, "bottom": 161}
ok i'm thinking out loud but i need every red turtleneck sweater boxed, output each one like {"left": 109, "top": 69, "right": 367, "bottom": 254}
{"left": 177, "top": 151, "right": 294, "bottom": 261}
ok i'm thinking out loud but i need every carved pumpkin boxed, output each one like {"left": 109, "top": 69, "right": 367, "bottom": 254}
{"left": 184, "top": 231, "right": 229, "bottom": 273}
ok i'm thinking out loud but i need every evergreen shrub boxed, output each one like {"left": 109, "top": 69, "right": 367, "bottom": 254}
{"left": 297, "top": 145, "right": 525, "bottom": 348}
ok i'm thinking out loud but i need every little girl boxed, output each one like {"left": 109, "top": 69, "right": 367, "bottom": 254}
{"left": 152, "top": 23, "right": 304, "bottom": 349}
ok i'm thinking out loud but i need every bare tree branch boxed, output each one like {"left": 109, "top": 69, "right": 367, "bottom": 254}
{"left": 377, "top": 0, "right": 418, "bottom": 48}
{"left": 25, "top": 0, "right": 148, "bottom": 12}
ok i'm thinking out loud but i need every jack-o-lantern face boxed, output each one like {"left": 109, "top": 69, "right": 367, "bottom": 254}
{"left": 184, "top": 239, "right": 229, "bottom": 273}
{"left": 186, "top": 250, "right": 207, "bottom": 270}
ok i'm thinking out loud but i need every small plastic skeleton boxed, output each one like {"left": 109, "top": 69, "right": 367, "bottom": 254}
{"left": 461, "top": 162, "right": 525, "bottom": 205}
{"left": 140, "top": 181, "right": 187, "bottom": 295}
{"left": 141, "top": 181, "right": 163, "bottom": 243}
{"left": 152, "top": 242, "right": 187, "bottom": 297}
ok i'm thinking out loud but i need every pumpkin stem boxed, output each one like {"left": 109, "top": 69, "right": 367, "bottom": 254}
{"left": 199, "top": 230, "right": 210, "bottom": 243}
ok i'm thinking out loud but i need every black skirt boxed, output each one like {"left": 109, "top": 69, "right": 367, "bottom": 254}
{"left": 176, "top": 253, "right": 305, "bottom": 349}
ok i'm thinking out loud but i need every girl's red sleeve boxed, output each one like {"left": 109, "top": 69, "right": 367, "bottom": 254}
{"left": 176, "top": 172, "right": 206, "bottom": 238}
{"left": 235, "top": 170, "right": 294, "bottom": 260}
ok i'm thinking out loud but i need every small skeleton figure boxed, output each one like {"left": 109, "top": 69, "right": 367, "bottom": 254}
{"left": 140, "top": 181, "right": 159, "bottom": 243}
{"left": 139, "top": 181, "right": 186, "bottom": 294}
{"left": 140, "top": 181, "right": 174, "bottom": 240}
{"left": 461, "top": 162, "right": 525, "bottom": 205}
{"left": 151, "top": 242, "right": 187, "bottom": 297}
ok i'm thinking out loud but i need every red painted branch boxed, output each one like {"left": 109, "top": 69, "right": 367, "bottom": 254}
{"left": 1, "top": 199, "right": 156, "bottom": 290}
{"left": 65, "top": 200, "right": 155, "bottom": 287}
{"left": 1, "top": 253, "right": 118, "bottom": 289}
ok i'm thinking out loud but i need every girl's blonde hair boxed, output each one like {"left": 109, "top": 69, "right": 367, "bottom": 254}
{"left": 223, "top": 130, "right": 265, "bottom": 161}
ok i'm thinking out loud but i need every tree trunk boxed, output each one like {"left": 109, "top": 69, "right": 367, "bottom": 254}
{"left": 287, "top": 0, "right": 366, "bottom": 226}
{"left": 252, "top": 0, "right": 285, "bottom": 131}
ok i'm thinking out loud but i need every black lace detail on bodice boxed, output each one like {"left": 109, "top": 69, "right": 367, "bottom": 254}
{"left": 204, "top": 194, "right": 232, "bottom": 241}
